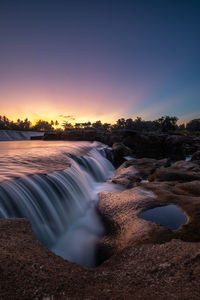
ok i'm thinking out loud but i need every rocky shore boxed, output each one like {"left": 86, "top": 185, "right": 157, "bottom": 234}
{"left": 1, "top": 133, "right": 200, "bottom": 299}
{"left": 43, "top": 129, "right": 199, "bottom": 161}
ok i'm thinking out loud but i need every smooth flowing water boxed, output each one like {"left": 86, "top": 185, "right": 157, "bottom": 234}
{"left": 0, "top": 140, "right": 121, "bottom": 267}
{"left": 139, "top": 204, "right": 188, "bottom": 230}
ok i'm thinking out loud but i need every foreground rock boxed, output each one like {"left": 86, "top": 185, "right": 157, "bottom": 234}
{"left": 97, "top": 187, "right": 172, "bottom": 260}
{"left": 1, "top": 218, "right": 200, "bottom": 299}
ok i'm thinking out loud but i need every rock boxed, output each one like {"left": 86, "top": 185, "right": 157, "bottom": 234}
{"left": 191, "top": 150, "right": 200, "bottom": 161}
{"left": 97, "top": 187, "right": 172, "bottom": 260}
{"left": 164, "top": 135, "right": 194, "bottom": 160}
{"left": 112, "top": 142, "right": 132, "bottom": 166}
{"left": 140, "top": 180, "right": 200, "bottom": 242}
{"left": 122, "top": 131, "right": 166, "bottom": 159}
{"left": 123, "top": 158, "right": 169, "bottom": 179}
{"left": 109, "top": 163, "right": 141, "bottom": 188}
{"left": 175, "top": 180, "right": 200, "bottom": 196}
{"left": 150, "top": 160, "right": 200, "bottom": 182}
{"left": 109, "top": 158, "right": 168, "bottom": 188}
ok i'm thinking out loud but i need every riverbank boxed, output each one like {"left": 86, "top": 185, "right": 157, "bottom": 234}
{"left": 1, "top": 138, "right": 200, "bottom": 299}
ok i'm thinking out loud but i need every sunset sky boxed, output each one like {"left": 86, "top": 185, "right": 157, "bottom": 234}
{"left": 0, "top": 0, "right": 200, "bottom": 125}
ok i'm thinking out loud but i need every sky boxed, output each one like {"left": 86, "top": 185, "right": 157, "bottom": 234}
{"left": 0, "top": 0, "right": 200, "bottom": 125}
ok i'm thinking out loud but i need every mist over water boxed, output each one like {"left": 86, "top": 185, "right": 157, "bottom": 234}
{"left": 0, "top": 141, "right": 122, "bottom": 267}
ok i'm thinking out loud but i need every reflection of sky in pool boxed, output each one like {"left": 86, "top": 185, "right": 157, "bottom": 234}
{"left": 139, "top": 204, "right": 187, "bottom": 230}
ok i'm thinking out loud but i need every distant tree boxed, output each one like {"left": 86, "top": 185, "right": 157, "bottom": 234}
{"left": 154, "top": 116, "right": 178, "bottom": 132}
{"left": 125, "top": 118, "right": 134, "bottom": 128}
{"left": 144, "top": 121, "right": 157, "bottom": 131}
{"left": 33, "top": 120, "right": 54, "bottom": 132}
{"left": 24, "top": 118, "right": 31, "bottom": 130}
{"left": 55, "top": 120, "right": 59, "bottom": 127}
{"left": 116, "top": 118, "right": 126, "bottom": 129}
{"left": 186, "top": 119, "right": 200, "bottom": 132}
{"left": 102, "top": 123, "right": 111, "bottom": 130}
{"left": 134, "top": 116, "right": 144, "bottom": 130}
{"left": 92, "top": 120, "right": 102, "bottom": 128}
{"left": 62, "top": 121, "right": 73, "bottom": 130}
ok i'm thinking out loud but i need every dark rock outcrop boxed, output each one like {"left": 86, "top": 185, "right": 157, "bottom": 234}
{"left": 112, "top": 142, "right": 132, "bottom": 166}
{"left": 191, "top": 150, "right": 200, "bottom": 161}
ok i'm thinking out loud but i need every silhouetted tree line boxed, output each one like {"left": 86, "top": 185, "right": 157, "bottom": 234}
{"left": 83, "top": 116, "right": 199, "bottom": 133}
{"left": 0, "top": 116, "right": 59, "bottom": 132}
{"left": 1, "top": 114, "right": 200, "bottom": 133}
{"left": 113, "top": 116, "right": 199, "bottom": 132}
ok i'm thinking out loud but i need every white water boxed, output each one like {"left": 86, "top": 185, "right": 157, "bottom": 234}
{"left": 0, "top": 141, "right": 121, "bottom": 267}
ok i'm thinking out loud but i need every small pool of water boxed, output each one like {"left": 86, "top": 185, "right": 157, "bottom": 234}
{"left": 139, "top": 204, "right": 187, "bottom": 230}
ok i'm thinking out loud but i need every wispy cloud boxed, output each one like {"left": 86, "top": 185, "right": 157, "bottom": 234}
{"left": 59, "top": 115, "right": 76, "bottom": 120}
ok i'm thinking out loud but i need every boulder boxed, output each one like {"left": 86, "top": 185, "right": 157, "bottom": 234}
{"left": 109, "top": 158, "right": 169, "bottom": 188}
{"left": 112, "top": 142, "right": 132, "bottom": 166}
{"left": 109, "top": 162, "right": 141, "bottom": 188}
{"left": 191, "top": 150, "right": 200, "bottom": 161}
{"left": 150, "top": 160, "right": 200, "bottom": 182}
{"left": 122, "top": 158, "right": 169, "bottom": 179}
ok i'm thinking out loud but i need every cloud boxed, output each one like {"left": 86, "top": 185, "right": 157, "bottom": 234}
{"left": 59, "top": 115, "right": 76, "bottom": 120}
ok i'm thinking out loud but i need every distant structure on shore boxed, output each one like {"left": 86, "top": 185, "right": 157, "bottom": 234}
{"left": 75, "top": 122, "right": 92, "bottom": 129}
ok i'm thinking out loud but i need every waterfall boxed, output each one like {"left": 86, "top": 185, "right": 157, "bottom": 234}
{"left": 0, "top": 146, "right": 121, "bottom": 267}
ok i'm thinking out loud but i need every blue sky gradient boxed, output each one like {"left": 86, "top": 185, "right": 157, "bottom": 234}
{"left": 0, "top": 0, "right": 199, "bottom": 124}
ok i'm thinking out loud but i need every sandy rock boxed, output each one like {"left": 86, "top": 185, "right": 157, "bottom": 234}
{"left": 97, "top": 187, "right": 172, "bottom": 259}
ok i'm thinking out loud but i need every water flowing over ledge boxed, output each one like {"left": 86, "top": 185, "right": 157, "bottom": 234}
{"left": 0, "top": 141, "right": 122, "bottom": 267}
